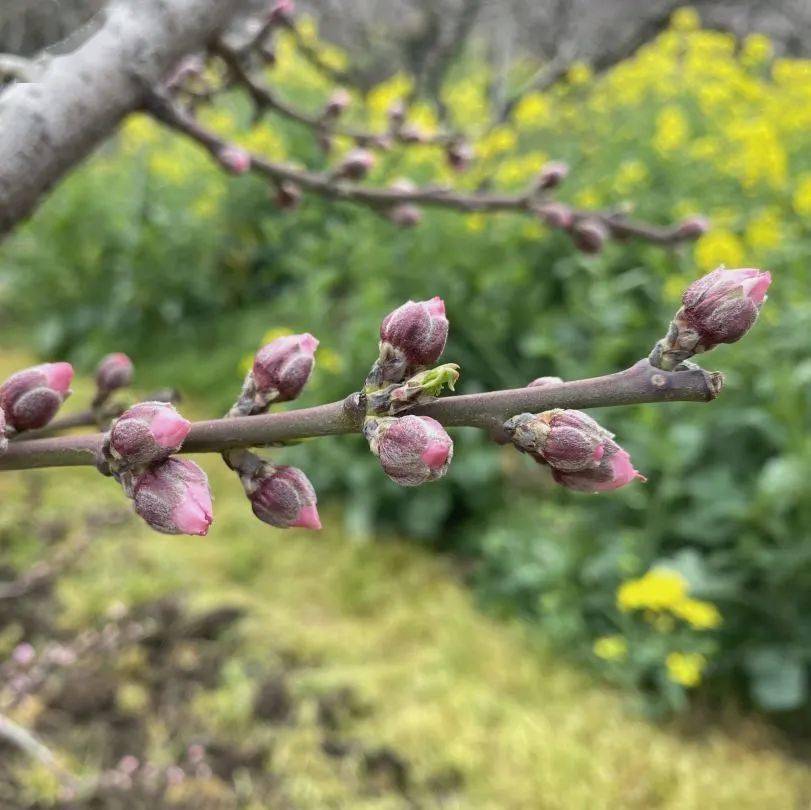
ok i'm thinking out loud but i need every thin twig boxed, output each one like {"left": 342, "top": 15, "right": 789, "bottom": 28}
{"left": 0, "top": 361, "right": 723, "bottom": 472}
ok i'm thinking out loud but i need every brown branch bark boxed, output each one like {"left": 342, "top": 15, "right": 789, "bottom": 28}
{"left": 0, "top": 0, "right": 247, "bottom": 238}
{"left": 0, "top": 361, "right": 722, "bottom": 472}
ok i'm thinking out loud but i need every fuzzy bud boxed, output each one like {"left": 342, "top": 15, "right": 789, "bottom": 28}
{"left": 674, "top": 215, "right": 710, "bottom": 240}
{"left": 446, "top": 140, "right": 474, "bottom": 172}
{"left": 571, "top": 218, "right": 608, "bottom": 254}
{"left": 109, "top": 401, "right": 191, "bottom": 466}
{"left": 132, "top": 458, "right": 213, "bottom": 536}
{"left": 95, "top": 353, "right": 134, "bottom": 393}
{"left": 337, "top": 148, "right": 375, "bottom": 180}
{"left": 244, "top": 465, "right": 321, "bottom": 529}
{"left": 527, "top": 376, "right": 563, "bottom": 387}
{"left": 0, "top": 363, "right": 73, "bottom": 431}
{"left": 323, "top": 88, "right": 351, "bottom": 119}
{"left": 253, "top": 333, "right": 319, "bottom": 402}
{"left": 367, "top": 415, "right": 453, "bottom": 487}
{"left": 535, "top": 202, "right": 573, "bottom": 230}
{"left": 267, "top": 0, "right": 295, "bottom": 26}
{"left": 217, "top": 146, "right": 251, "bottom": 175}
{"left": 388, "top": 203, "right": 422, "bottom": 228}
{"left": 380, "top": 297, "right": 448, "bottom": 367}
{"left": 504, "top": 409, "right": 644, "bottom": 492}
{"left": 276, "top": 180, "right": 302, "bottom": 210}
{"left": 680, "top": 267, "right": 771, "bottom": 349}
{"left": 536, "top": 161, "right": 569, "bottom": 190}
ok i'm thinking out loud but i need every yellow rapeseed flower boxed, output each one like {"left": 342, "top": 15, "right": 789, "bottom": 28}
{"left": 741, "top": 34, "right": 773, "bottom": 67}
{"left": 671, "top": 598, "right": 722, "bottom": 630}
{"left": 593, "top": 635, "right": 628, "bottom": 662}
{"left": 745, "top": 209, "right": 781, "bottom": 251}
{"left": 666, "top": 652, "right": 706, "bottom": 687}
{"left": 513, "top": 93, "right": 551, "bottom": 129}
{"left": 653, "top": 105, "right": 689, "bottom": 153}
{"left": 792, "top": 174, "right": 811, "bottom": 218}
{"left": 614, "top": 160, "right": 649, "bottom": 194}
{"left": 694, "top": 229, "right": 745, "bottom": 270}
{"left": 567, "top": 61, "right": 593, "bottom": 86}
{"left": 670, "top": 7, "right": 700, "bottom": 32}
{"left": 617, "top": 569, "right": 688, "bottom": 612}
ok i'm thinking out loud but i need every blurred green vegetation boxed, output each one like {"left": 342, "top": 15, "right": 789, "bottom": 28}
{"left": 2, "top": 354, "right": 811, "bottom": 807}
{"left": 1, "top": 7, "right": 811, "bottom": 718}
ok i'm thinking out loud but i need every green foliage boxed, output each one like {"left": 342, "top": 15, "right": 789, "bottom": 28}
{"left": 1, "top": 16, "right": 811, "bottom": 716}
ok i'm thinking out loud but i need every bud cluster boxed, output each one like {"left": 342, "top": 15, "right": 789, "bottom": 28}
{"left": 650, "top": 267, "right": 772, "bottom": 370}
{"left": 504, "top": 409, "right": 644, "bottom": 493}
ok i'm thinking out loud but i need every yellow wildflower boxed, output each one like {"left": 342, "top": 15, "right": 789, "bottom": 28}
{"left": 567, "top": 62, "right": 593, "bottom": 86}
{"left": 614, "top": 160, "right": 649, "bottom": 194}
{"left": 653, "top": 105, "right": 689, "bottom": 153}
{"left": 671, "top": 598, "right": 722, "bottom": 630}
{"left": 513, "top": 93, "right": 551, "bottom": 128}
{"left": 745, "top": 209, "right": 781, "bottom": 251}
{"left": 741, "top": 34, "right": 773, "bottom": 67}
{"left": 670, "top": 7, "right": 700, "bottom": 32}
{"left": 666, "top": 652, "right": 706, "bottom": 688}
{"left": 694, "top": 229, "right": 745, "bottom": 270}
{"left": 793, "top": 174, "right": 811, "bottom": 218}
{"left": 617, "top": 569, "right": 688, "bottom": 612}
{"left": 594, "top": 635, "right": 628, "bottom": 662}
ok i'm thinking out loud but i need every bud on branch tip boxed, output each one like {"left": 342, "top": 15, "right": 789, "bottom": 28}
{"left": 0, "top": 362, "right": 73, "bottom": 431}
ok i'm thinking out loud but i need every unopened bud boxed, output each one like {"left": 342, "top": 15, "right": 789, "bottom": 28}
{"left": 446, "top": 140, "right": 474, "bottom": 172}
{"left": 366, "top": 415, "right": 453, "bottom": 487}
{"left": 0, "top": 362, "right": 73, "bottom": 431}
{"left": 109, "top": 401, "right": 191, "bottom": 466}
{"left": 379, "top": 297, "right": 448, "bottom": 373}
{"left": 551, "top": 444, "right": 644, "bottom": 492}
{"left": 323, "top": 88, "right": 351, "bottom": 119}
{"left": 535, "top": 202, "right": 573, "bottom": 230}
{"left": 504, "top": 409, "right": 644, "bottom": 492}
{"left": 571, "top": 218, "right": 608, "bottom": 254}
{"left": 674, "top": 215, "right": 709, "bottom": 240}
{"left": 681, "top": 267, "right": 771, "bottom": 349}
{"left": 536, "top": 160, "right": 569, "bottom": 190}
{"left": 267, "top": 0, "right": 295, "bottom": 26}
{"left": 243, "top": 464, "right": 321, "bottom": 529}
{"left": 217, "top": 146, "right": 251, "bottom": 175}
{"left": 132, "top": 458, "right": 213, "bottom": 536}
{"left": 253, "top": 333, "right": 318, "bottom": 402}
{"left": 388, "top": 203, "right": 422, "bottom": 228}
{"left": 527, "top": 376, "right": 563, "bottom": 387}
{"left": 96, "top": 353, "right": 134, "bottom": 393}
{"left": 337, "top": 148, "right": 375, "bottom": 180}
{"left": 276, "top": 180, "right": 302, "bottom": 210}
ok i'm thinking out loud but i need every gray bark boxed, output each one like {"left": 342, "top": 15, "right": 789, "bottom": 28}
{"left": 0, "top": 0, "right": 246, "bottom": 238}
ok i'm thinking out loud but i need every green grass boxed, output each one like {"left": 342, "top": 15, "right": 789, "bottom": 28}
{"left": 3, "top": 352, "right": 811, "bottom": 808}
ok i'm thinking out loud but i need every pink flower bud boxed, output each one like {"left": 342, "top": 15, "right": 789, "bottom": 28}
{"left": 571, "top": 218, "right": 608, "bottom": 254}
{"left": 551, "top": 444, "right": 645, "bottom": 493}
{"left": 109, "top": 401, "right": 191, "bottom": 466}
{"left": 379, "top": 297, "right": 448, "bottom": 368}
{"left": 536, "top": 202, "right": 573, "bottom": 230}
{"left": 527, "top": 376, "right": 563, "bottom": 387}
{"left": 370, "top": 415, "right": 453, "bottom": 487}
{"left": 338, "top": 148, "right": 375, "bottom": 180}
{"left": 536, "top": 161, "right": 569, "bottom": 190}
{"left": 276, "top": 180, "right": 302, "bottom": 210}
{"left": 95, "top": 353, "right": 134, "bottom": 393}
{"left": 218, "top": 146, "right": 251, "bottom": 175}
{"left": 674, "top": 215, "right": 709, "bottom": 240}
{"left": 246, "top": 465, "right": 321, "bottom": 529}
{"left": 132, "top": 458, "right": 213, "bottom": 536}
{"left": 12, "top": 642, "right": 35, "bottom": 667}
{"left": 324, "top": 88, "right": 351, "bottom": 118}
{"left": 0, "top": 362, "right": 73, "bottom": 431}
{"left": 267, "top": 0, "right": 295, "bottom": 25}
{"left": 253, "top": 333, "right": 318, "bottom": 402}
{"left": 446, "top": 140, "right": 474, "bottom": 172}
{"left": 506, "top": 410, "right": 611, "bottom": 472}
{"left": 388, "top": 203, "right": 422, "bottom": 228}
{"left": 680, "top": 267, "right": 772, "bottom": 348}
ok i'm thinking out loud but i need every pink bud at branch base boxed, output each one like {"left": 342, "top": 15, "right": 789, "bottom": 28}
{"left": 109, "top": 401, "right": 191, "bottom": 467}
{"left": 243, "top": 464, "right": 321, "bottom": 529}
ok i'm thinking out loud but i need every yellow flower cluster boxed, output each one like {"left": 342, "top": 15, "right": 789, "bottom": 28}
{"left": 666, "top": 652, "right": 706, "bottom": 687}
{"left": 617, "top": 568, "right": 722, "bottom": 630}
